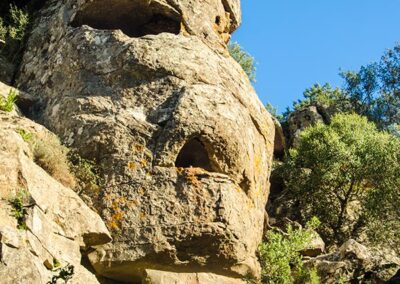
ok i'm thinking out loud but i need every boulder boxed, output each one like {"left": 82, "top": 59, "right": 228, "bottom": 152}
{"left": 300, "top": 231, "right": 325, "bottom": 257}
{"left": 17, "top": 0, "right": 275, "bottom": 282}
{"left": 306, "top": 239, "right": 400, "bottom": 283}
{"left": 0, "top": 105, "right": 111, "bottom": 284}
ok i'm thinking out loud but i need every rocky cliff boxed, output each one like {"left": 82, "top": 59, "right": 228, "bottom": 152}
{"left": 0, "top": 0, "right": 275, "bottom": 283}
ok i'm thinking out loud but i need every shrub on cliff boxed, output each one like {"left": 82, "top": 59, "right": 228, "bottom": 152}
{"left": 281, "top": 113, "right": 400, "bottom": 246}
{"left": 259, "top": 217, "right": 321, "bottom": 284}
{"left": 0, "top": 4, "right": 29, "bottom": 62}
{"left": 228, "top": 42, "right": 256, "bottom": 82}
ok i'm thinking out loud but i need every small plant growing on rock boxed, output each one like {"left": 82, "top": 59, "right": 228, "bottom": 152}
{"left": 47, "top": 264, "right": 74, "bottom": 284}
{"left": 0, "top": 89, "right": 18, "bottom": 112}
{"left": 30, "top": 134, "right": 76, "bottom": 188}
{"left": 9, "top": 190, "right": 29, "bottom": 230}
{"left": 16, "top": 128, "right": 33, "bottom": 142}
{"left": 68, "top": 151, "right": 103, "bottom": 195}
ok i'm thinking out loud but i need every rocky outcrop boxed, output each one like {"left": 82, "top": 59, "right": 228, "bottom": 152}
{"left": 287, "top": 105, "right": 328, "bottom": 147}
{"left": 17, "top": 0, "right": 275, "bottom": 282}
{"left": 305, "top": 240, "right": 400, "bottom": 283}
{"left": 0, "top": 91, "right": 112, "bottom": 283}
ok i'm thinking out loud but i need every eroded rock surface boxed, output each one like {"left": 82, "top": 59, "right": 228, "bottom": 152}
{"left": 287, "top": 105, "right": 327, "bottom": 147}
{"left": 305, "top": 240, "right": 400, "bottom": 283}
{"left": 0, "top": 98, "right": 111, "bottom": 284}
{"left": 17, "top": 0, "right": 275, "bottom": 282}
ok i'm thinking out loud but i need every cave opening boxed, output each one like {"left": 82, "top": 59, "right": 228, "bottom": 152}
{"left": 175, "top": 138, "right": 214, "bottom": 171}
{"left": 70, "top": 0, "right": 182, "bottom": 37}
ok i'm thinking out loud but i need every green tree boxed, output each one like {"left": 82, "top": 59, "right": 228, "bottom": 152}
{"left": 228, "top": 42, "right": 256, "bottom": 82}
{"left": 281, "top": 83, "right": 349, "bottom": 122}
{"left": 281, "top": 113, "right": 400, "bottom": 245}
{"left": 293, "top": 83, "right": 348, "bottom": 111}
{"left": 341, "top": 44, "right": 400, "bottom": 128}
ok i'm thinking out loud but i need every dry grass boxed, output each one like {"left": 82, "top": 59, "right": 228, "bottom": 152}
{"left": 31, "top": 133, "right": 76, "bottom": 188}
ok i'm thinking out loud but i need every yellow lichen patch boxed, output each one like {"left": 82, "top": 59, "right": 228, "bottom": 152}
{"left": 254, "top": 155, "right": 262, "bottom": 173}
{"left": 128, "top": 161, "right": 136, "bottom": 171}
{"left": 133, "top": 143, "right": 144, "bottom": 152}
{"left": 140, "top": 158, "right": 147, "bottom": 167}
{"left": 107, "top": 196, "right": 127, "bottom": 231}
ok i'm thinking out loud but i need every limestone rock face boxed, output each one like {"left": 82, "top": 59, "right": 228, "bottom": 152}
{"left": 17, "top": 0, "right": 275, "bottom": 282}
{"left": 0, "top": 107, "right": 111, "bottom": 283}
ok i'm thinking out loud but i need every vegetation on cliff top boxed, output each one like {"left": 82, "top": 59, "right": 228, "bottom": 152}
{"left": 229, "top": 42, "right": 257, "bottom": 83}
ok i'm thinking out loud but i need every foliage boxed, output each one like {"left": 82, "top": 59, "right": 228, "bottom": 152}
{"left": 68, "top": 151, "right": 103, "bottom": 195}
{"left": 16, "top": 128, "right": 33, "bottom": 142}
{"left": 281, "top": 83, "right": 349, "bottom": 122}
{"left": 387, "top": 123, "right": 400, "bottom": 138}
{"left": 341, "top": 44, "right": 400, "bottom": 128}
{"left": 265, "top": 102, "right": 283, "bottom": 121}
{"left": 0, "top": 89, "right": 18, "bottom": 112}
{"left": 47, "top": 264, "right": 74, "bottom": 284}
{"left": 28, "top": 134, "right": 76, "bottom": 188}
{"left": 259, "top": 217, "right": 321, "bottom": 284}
{"left": 340, "top": 44, "right": 400, "bottom": 128}
{"left": 282, "top": 44, "right": 400, "bottom": 131}
{"left": 53, "top": 258, "right": 61, "bottom": 269}
{"left": 294, "top": 83, "right": 348, "bottom": 111}
{"left": 228, "top": 42, "right": 256, "bottom": 82}
{"left": 9, "top": 190, "right": 29, "bottom": 230}
{"left": 0, "top": 4, "right": 29, "bottom": 62}
{"left": 281, "top": 113, "right": 400, "bottom": 244}
{"left": 0, "top": 18, "right": 6, "bottom": 42}
{"left": 7, "top": 4, "right": 29, "bottom": 41}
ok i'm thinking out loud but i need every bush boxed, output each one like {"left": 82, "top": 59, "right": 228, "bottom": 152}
{"left": 281, "top": 113, "right": 400, "bottom": 245}
{"left": 17, "top": 128, "right": 77, "bottom": 188}
{"left": 9, "top": 189, "right": 29, "bottom": 230}
{"left": 0, "top": 4, "right": 29, "bottom": 62}
{"left": 68, "top": 151, "right": 103, "bottom": 196}
{"left": 259, "top": 217, "right": 321, "bottom": 284}
{"left": 0, "top": 89, "right": 18, "bottom": 112}
{"left": 228, "top": 42, "right": 256, "bottom": 82}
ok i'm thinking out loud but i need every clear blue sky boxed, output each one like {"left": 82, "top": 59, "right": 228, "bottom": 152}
{"left": 232, "top": 1, "right": 400, "bottom": 113}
